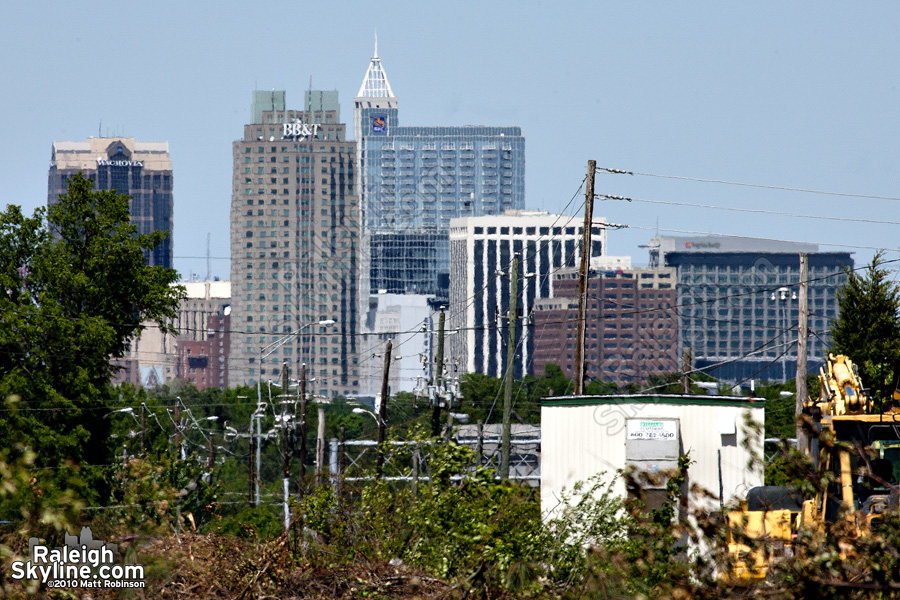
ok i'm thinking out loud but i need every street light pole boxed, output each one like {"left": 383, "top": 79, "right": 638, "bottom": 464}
{"left": 255, "top": 318, "right": 335, "bottom": 507}
{"left": 316, "top": 401, "right": 326, "bottom": 488}
{"left": 298, "top": 362, "right": 307, "bottom": 495}
{"left": 772, "top": 287, "right": 793, "bottom": 382}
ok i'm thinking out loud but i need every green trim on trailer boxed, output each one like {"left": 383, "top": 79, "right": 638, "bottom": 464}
{"left": 541, "top": 393, "right": 765, "bottom": 408}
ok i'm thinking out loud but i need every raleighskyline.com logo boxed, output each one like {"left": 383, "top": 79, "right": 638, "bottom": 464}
{"left": 10, "top": 527, "right": 145, "bottom": 589}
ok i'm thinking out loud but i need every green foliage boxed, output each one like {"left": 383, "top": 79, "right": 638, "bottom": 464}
{"left": 0, "top": 173, "right": 183, "bottom": 510}
{"left": 109, "top": 457, "right": 180, "bottom": 533}
{"left": 611, "top": 454, "right": 694, "bottom": 594}
{"left": 757, "top": 377, "right": 817, "bottom": 434}
{"left": 208, "top": 506, "right": 284, "bottom": 541}
{"left": 459, "top": 372, "right": 503, "bottom": 423}
{"left": 300, "top": 438, "right": 662, "bottom": 597}
{"left": 396, "top": 443, "right": 544, "bottom": 587}
{"left": 298, "top": 485, "right": 346, "bottom": 544}
{"left": 540, "top": 474, "right": 628, "bottom": 586}
{"left": 458, "top": 364, "right": 573, "bottom": 425}
{"left": 764, "top": 445, "right": 816, "bottom": 490}
{"left": 830, "top": 251, "right": 900, "bottom": 405}
{"left": 0, "top": 433, "right": 83, "bottom": 539}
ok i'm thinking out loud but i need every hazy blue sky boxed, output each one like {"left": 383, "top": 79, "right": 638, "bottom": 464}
{"left": 3, "top": 2, "right": 899, "bottom": 280}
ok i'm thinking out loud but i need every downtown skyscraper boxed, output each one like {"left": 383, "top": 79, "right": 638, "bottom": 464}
{"left": 354, "top": 43, "right": 525, "bottom": 301}
{"left": 229, "top": 90, "right": 360, "bottom": 397}
{"left": 48, "top": 137, "right": 174, "bottom": 269}
{"left": 448, "top": 211, "right": 607, "bottom": 379}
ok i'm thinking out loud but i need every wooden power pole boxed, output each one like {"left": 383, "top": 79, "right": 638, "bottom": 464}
{"left": 796, "top": 253, "right": 809, "bottom": 454}
{"left": 432, "top": 312, "right": 445, "bottom": 437}
{"left": 500, "top": 253, "right": 519, "bottom": 480}
{"left": 682, "top": 347, "right": 692, "bottom": 394}
{"left": 574, "top": 160, "right": 596, "bottom": 395}
{"left": 377, "top": 339, "right": 392, "bottom": 478}
{"left": 298, "top": 362, "right": 307, "bottom": 494}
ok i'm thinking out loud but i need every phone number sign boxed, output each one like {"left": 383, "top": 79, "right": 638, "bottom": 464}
{"left": 626, "top": 420, "right": 677, "bottom": 441}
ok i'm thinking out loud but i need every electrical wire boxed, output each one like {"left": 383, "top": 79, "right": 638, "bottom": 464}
{"left": 598, "top": 193, "right": 900, "bottom": 227}
{"left": 597, "top": 167, "right": 900, "bottom": 203}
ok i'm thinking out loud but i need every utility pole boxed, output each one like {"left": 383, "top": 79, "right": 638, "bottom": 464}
{"left": 255, "top": 410, "right": 262, "bottom": 507}
{"left": 432, "top": 312, "right": 445, "bottom": 437}
{"left": 140, "top": 404, "right": 146, "bottom": 454}
{"left": 796, "top": 253, "right": 809, "bottom": 454}
{"left": 377, "top": 339, "right": 392, "bottom": 478}
{"left": 338, "top": 426, "right": 346, "bottom": 498}
{"left": 500, "top": 253, "right": 519, "bottom": 480}
{"left": 174, "top": 402, "right": 182, "bottom": 459}
{"left": 574, "top": 159, "right": 596, "bottom": 395}
{"left": 316, "top": 402, "right": 326, "bottom": 488}
{"left": 207, "top": 434, "right": 214, "bottom": 472}
{"left": 682, "top": 347, "right": 692, "bottom": 394}
{"left": 476, "top": 421, "right": 484, "bottom": 467}
{"left": 281, "top": 362, "right": 291, "bottom": 532}
{"left": 254, "top": 361, "right": 264, "bottom": 507}
{"left": 298, "top": 362, "right": 307, "bottom": 494}
{"left": 248, "top": 414, "right": 255, "bottom": 505}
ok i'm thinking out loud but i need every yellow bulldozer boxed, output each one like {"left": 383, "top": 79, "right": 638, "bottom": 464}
{"left": 726, "top": 353, "right": 900, "bottom": 581}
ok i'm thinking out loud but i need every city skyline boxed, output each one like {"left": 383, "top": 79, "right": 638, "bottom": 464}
{"left": 8, "top": 3, "right": 900, "bottom": 283}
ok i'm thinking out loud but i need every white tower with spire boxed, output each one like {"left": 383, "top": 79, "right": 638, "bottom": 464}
{"left": 355, "top": 36, "right": 401, "bottom": 354}
{"left": 353, "top": 35, "right": 398, "bottom": 141}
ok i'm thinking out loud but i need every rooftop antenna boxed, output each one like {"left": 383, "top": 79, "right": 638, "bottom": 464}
{"left": 374, "top": 30, "right": 378, "bottom": 58}
{"left": 206, "top": 233, "right": 211, "bottom": 281}
{"left": 98, "top": 120, "right": 101, "bottom": 138}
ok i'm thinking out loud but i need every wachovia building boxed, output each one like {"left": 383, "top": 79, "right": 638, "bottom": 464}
{"left": 48, "top": 137, "right": 174, "bottom": 269}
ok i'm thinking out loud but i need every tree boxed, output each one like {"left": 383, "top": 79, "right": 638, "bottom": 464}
{"left": 829, "top": 251, "right": 900, "bottom": 404}
{"left": 0, "top": 173, "right": 183, "bottom": 507}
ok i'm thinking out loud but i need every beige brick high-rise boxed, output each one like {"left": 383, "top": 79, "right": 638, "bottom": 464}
{"left": 229, "top": 91, "right": 360, "bottom": 397}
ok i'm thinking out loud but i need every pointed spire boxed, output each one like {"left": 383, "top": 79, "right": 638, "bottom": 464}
{"left": 357, "top": 34, "right": 394, "bottom": 98}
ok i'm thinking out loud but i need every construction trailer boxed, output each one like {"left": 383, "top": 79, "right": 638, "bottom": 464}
{"left": 540, "top": 394, "right": 765, "bottom": 516}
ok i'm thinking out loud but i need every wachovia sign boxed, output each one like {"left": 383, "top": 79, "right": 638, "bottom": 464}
{"left": 97, "top": 159, "right": 143, "bottom": 167}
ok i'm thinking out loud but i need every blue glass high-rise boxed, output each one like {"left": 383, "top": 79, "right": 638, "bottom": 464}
{"left": 354, "top": 44, "right": 525, "bottom": 300}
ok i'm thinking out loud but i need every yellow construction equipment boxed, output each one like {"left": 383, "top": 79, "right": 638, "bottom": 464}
{"left": 726, "top": 353, "right": 900, "bottom": 581}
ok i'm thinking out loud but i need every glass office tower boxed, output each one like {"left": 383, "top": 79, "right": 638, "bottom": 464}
{"left": 354, "top": 44, "right": 525, "bottom": 300}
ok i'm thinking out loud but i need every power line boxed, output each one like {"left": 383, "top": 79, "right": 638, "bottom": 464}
{"left": 598, "top": 194, "right": 900, "bottom": 227}
{"left": 597, "top": 167, "right": 900, "bottom": 203}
